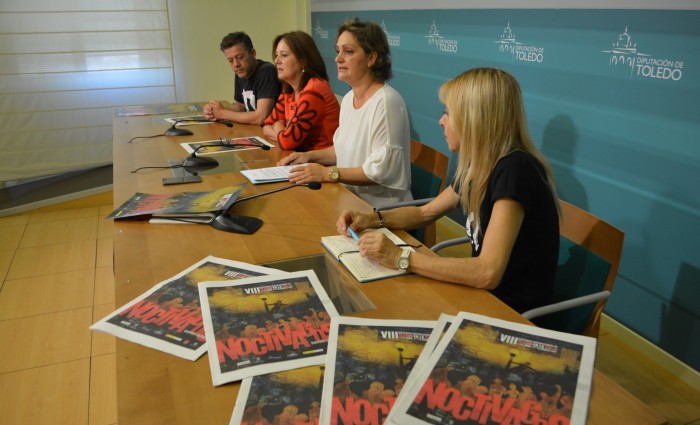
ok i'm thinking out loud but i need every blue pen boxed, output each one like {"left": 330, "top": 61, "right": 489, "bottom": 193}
{"left": 347, "top": 227, "right": 360, "bottom": 242}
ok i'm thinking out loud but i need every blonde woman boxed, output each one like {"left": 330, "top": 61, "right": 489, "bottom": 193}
{"left": 337, "top": 68, "right": 560, "bottom": 313}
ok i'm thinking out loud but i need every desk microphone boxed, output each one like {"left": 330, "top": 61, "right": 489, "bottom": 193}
{"left": 182, "top": 140, "right": 271, "bottom": 168}
{"left": 164, "top": 119, "right": 233, "bottom": 136}
{"left": 209, "top": 182, "right": 322, "bottom": 234}
{"left": 165, "top": 119, "right": 194, "bottom": 136}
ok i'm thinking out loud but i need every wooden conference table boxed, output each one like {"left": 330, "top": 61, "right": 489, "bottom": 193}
{"left": 111, "top": 111, "right": 665, "bottom": 425}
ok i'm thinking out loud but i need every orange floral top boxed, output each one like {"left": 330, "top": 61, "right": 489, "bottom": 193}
{"left": 264, "top": 78, "right": 340, "bottom": 151}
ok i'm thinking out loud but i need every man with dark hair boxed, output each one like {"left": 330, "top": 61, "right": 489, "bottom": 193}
{"left": 203, "top": 31, "right": 280, "bottom": 125}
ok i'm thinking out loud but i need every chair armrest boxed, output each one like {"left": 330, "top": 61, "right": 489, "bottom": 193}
{"left": 521, "top": 290, "right": 611, "bottom": 320}
{"left": 375, "top": 197, "right": 434, "bottom": 211}
{"left": 431, "top": 236, "right": 471, "bottom": 253}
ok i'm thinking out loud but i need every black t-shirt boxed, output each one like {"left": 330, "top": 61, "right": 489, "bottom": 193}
{"left": 464, "top": 150, "right": 559, "bottom": 313}
{"left": 234, "top": 60, "right": 280, "bottom": 112}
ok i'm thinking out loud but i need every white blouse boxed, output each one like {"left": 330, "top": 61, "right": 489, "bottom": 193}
{"left": 334, "top": 84, "right": 413, "bottom": 208}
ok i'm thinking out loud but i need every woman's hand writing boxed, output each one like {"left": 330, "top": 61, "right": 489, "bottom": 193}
{"left": 357, "top": 232, "right": 402, "bottom": 269}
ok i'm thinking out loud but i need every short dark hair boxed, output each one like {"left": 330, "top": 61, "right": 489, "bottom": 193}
{"left": 273, "top": 31, "right": 328, "bottom": 94}
{"left": 220, "top": 31, "right": 254, "bottom": 52}
{"left": 336, "top": 18, "right": 392, "bottom": 82}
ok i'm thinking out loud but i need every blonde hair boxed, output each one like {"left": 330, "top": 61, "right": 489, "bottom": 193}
{"left": 439, "top": 68, "right": 559, "bottom": 228}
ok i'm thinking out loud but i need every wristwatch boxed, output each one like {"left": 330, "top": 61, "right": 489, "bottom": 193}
{"left": 329, "top": 167, "right": 340, "bottom": 183}
{"left": 397, "top": 248, "right": 411, "bottom": 271}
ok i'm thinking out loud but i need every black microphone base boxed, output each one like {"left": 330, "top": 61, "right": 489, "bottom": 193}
{"left": 165, "top": 127, "right": 193, "bottom": 136}
{"left": 210, "top": 213, "right": 263, "bottom": 234}
{"left": 182, "top": 156, "right": 219, "bottom": 168}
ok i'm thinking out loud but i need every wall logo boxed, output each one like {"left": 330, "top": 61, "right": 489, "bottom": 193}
{"left": 602, "top": 26, "right": 684, "bottom": 81}
{"left": 494, "top": 22, "right": 544, "bottom": 64}
{"left": 381, "top": 20, "right": 401, "bottom": 47}
{"left": 314, "top": 20, "right": 328, "bottom": 40}
{"left": 425, "top": 20, "right": 458, "bottom": 53}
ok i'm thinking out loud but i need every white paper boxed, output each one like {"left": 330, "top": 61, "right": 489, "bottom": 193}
{"left": 240, "top": 163, "right": 307, "bottom": 184}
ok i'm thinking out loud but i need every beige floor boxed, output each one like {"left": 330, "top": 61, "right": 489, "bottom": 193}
{"left": 0, "top": 192, "right": 116, "bottom": 425}
{"left": 1, "top": 192, "right": 699, "bottom": 425}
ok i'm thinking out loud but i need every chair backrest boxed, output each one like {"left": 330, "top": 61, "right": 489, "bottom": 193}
{"left": 553, "top": 201, "right": 624, "bottom": 336}
{"left": 535, "top": 235, "right": 612, "bottom": 335}
{"left": 410, "top": 139, "right": 449, "bottom": 200}
{"left": 409, "top": 139, "right": 449, "bottom": 246}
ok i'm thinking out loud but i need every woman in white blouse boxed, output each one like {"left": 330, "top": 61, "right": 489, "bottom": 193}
{"left": 276, "top": 18, "right": 412, "bottom": 208}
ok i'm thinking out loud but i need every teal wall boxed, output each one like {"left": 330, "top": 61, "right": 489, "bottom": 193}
{"left": 311, "top": 9, "right": 700, "bottom": 371}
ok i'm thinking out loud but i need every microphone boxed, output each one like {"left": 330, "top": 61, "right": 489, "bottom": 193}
{"left": 182, "top": 143, "right": 219, "bottom": 168}
{"left": 235, "top": 182, "right": 322, "bottom": 203}
{"left": 182, "top": 140, "right": 271, "bottom": 168}
{"left": 210, "top": 213, "right": 263, "bottom": 235}
{"left": 164, "top": 119, "right": 233, "bottom": 136}
{"left": 209, "top": 182, "right": 322, "bottom": 234}
{"left": 165, "top": 119, "right": 194, "bottom": 136}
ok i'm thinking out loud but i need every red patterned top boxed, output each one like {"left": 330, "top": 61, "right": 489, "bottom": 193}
{"left": 264, "top": 77, "right": 340, "bottom": 151}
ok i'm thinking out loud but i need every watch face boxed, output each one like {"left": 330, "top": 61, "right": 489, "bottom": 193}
{"left": 398, "top": 257, "right": 409, "bottom": 270}
{"left": 330, "top": 169, "right": 339, "bottom": 182}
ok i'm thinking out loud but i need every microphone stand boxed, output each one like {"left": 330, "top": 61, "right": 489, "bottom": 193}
{"left": 210, "top": 213, "right": 263, "bottom": 235}
{"left": 164, "top": 119, "right": 194, "bottom": 136}
{"left": 209, "top": 182, "right": 322, "bottom": 234}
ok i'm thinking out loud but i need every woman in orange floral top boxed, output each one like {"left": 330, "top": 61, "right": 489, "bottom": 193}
{"left": 262, "top": 31, "right": 340, "bottom": 151}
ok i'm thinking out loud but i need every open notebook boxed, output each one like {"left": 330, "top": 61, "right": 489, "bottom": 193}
{"left": 321, "top": 228, "right": 415, "bottom": 282}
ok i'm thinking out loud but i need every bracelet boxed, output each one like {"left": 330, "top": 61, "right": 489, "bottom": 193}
{"left": 373, "top": 208, "right": 384, "bottom": 227}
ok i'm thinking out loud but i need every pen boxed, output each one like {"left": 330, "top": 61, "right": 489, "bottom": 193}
{"left": 347, "top": 227, "right": 360, "bottom": 242}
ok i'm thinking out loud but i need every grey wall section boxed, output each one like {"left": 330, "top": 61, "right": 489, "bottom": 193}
{"left": 311, "top": 5, "right": 700, "bottom": 371}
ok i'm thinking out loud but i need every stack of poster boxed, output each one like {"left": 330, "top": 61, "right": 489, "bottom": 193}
{"left": 106, "top": 184, "right": 247, "bottom": 221}
{"left": 90, "top": 256, "right": 279, "bottom": 361}
{"left": 319, "top": 317, "right": 436, "bottom": 425}
{"left": 385, "top": 311, "right": 597, "bottom": 425}
{"left": 92, "top": 257, "right": 597, "bottom": 425}
{"left": 199, "top": 270, "right": 340, "bottom": 386}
